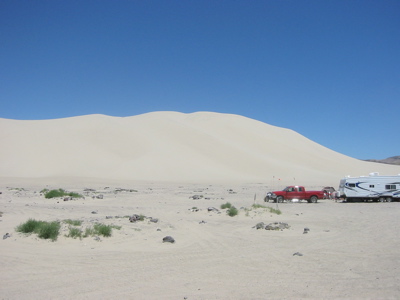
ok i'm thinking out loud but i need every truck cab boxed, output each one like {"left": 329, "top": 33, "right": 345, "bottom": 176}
{"left": 282, "top": 186, "right": 306, "bottom": 200}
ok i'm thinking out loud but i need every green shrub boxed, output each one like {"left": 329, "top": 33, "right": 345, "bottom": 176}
{"left": 220, "top": 202, "right": 232, "bottom": 209}
{"left": 67, "top": 227, "right": 82, "bottom": 239}
{"left": 64, "top": 219, "right": 82, "bottom": 226}
{"left": 83, "top": 227, "right": 95, "bottom": 237}
{"left": 16, "top": 219, "right": 60, "bottom": 241}
{"left": 68, "top": 192, "right": 83, "bottom": 198}
{"left": 93, "top": 223, "right": 112, "bottom": 237}
{"left": 37, "top": 221, "right": 61, "bottom": 241}
{"left": 44, "top": 189, "right": 83, "bottom": 199}
{"left": 227, "top": 206, "right": 239, "bottom": 217}
{"left": 16, "top": 218, "right": 40, "bottom": 233}
{"left": 248, "top": 204, "right": 282, "bottom": 215}
{"left": 44, "top": 189, "right": 66, "bottom": 198}
{"left": 252, "top": 204, "right": 267, "bottom": 209}
{"left": 268, "top": 207, "right": 282, "bottom": 215}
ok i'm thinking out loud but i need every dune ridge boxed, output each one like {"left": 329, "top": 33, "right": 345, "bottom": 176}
{"left": 1, "top": 111, "right": 399, "bottom": 186}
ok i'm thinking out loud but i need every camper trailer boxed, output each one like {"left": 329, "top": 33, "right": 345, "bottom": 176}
{"left": 338, "top": 173, "right": 400, "bottom": 202}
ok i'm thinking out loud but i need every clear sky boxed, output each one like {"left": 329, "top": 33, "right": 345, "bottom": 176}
{"left": 1, "top": 1, "right": 399, "bottom": 160}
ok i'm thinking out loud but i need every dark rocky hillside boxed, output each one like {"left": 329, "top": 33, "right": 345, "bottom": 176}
{"left": 364, "top": 156, "right": 400, "bottom": 165}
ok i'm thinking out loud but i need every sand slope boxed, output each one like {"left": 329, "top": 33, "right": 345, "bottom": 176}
{"left": 1, "top": 111, "right": 399, "bottom": 186}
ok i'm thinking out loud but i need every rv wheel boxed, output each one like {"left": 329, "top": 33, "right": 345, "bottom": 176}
{"left": 379, "top": 197, "right": 385, "bottom": 202}
{"left": 386, "top": 197, "right": 393, "bottom": 203}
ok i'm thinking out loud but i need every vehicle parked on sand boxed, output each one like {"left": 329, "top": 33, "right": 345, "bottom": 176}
{"left": 338, "top": 173, "right": 400, "bottom": 202}
{"left": 322, "top": 186, "right": 336, "bottom": 199}
{"left": 264, "top": 186, "right": 326, "bottom": 203}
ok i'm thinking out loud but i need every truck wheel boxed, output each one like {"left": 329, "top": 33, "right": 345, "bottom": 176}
{"left": 276, "top": 196, "right": 283, "bottom": 203}
{"left": 264, "top": 196, "right": 268, "bottom": 202}
{"left": 309, "top": 196, "right": 318, "bottom": 203}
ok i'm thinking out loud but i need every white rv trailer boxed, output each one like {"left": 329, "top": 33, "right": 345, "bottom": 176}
{"left": 338, "top": 173, "right": 400, "bottom": 202}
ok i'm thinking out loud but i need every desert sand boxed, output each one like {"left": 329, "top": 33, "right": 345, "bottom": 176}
{"left": 1, "top": 112, "right": 400, "bottom": 299}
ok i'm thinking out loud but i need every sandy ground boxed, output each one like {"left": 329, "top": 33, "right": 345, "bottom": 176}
{"left": 1, "top": 178, "right": 400, "bottom": 300}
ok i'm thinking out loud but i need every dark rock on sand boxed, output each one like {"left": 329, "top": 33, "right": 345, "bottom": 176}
{"left": 254, "top": 222, "right": 265, "bottom": 230}
{"left": 129, "top": 214, "right": 141, "bottom": 222}
{"left": 163, "top": 236, "right": 175, "bottom": 243}
{"left": 265, "top": 222, "right": 290, "bottom": 230}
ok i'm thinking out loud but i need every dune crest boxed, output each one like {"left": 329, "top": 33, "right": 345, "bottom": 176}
{"left": 1, "top": 111, "right": 399, "bottom": 186}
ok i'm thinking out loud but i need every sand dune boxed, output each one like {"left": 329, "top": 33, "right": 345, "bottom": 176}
{"left": 1, "top": 111, "right": 399, "bottom": 186}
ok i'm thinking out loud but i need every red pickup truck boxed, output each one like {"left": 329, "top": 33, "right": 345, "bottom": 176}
{"left": 264, "top": 186, "right": 326, "bottom": 203}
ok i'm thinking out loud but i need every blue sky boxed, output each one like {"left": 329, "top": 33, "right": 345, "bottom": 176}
{"left": 1, "top": 1, "right": 399, "bottom": 160}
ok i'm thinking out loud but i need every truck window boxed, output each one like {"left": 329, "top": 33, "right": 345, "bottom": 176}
{"left": 385, "top": 185, "right": 396, "bottom": 190}
{"left": 298, "top": 187, "right": 303, "bottom": 191}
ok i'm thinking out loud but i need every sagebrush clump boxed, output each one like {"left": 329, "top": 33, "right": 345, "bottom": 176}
{"left": 16, "top": 219, "right": 61, "bottom": 241}
{"left": 43, "top": 189, "right": 83, "bottom": 199}
{"left": 227, "top": 206, "right": 239, "bottom": 217}
{"left": 220, "top": 202, "right": 232, "bottom": 209}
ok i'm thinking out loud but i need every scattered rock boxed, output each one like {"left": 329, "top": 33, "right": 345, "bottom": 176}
{"left": 64, "top": 197, "right": 71, "bottom": 201}
{"left": 129, "top": 214, "right": 141, "bottom": 222}
{"left": 91, "top": 211, "right": 98, "bottom": 214}
{"left": 150, "top": 218, "right": 159, "bottom": 223}
{"left": 3, "top": 233, "right": 11, "bottom": 240}
{"left": 264, "top": 222, "right": 290, "bottom": 231}
{"left": 94, "top": 236, "right": 101, "bottom": 242}
{"left": 199, "top": 220, "right": 206, "bottom": 224}
{"left": 157, "top": 228, "right": 161, "bottom": 231}
{"left": 106, "top": 216, "right": 113, "bottom": 219}
{"left": 254, "top": 222, "right": 265, "bottom": 230}
{"left": 207, "top": 207, "right": 219, "bottom": 212}
{"left": 190, "top": 195, "right": 204, "bottom": 200}
{"left": 303, "top": 227, "right": 310, "bottom": 234}
{"left": 163, "top": 236, "right": 175, "bottom": 243}
{"left": 114, "top": 188, "right": 138, "bottom": 193}
{"left": 253, "top": 222, "right": 290, "bottom": 230}
{"left": 293, "top": 252, "right": 303, "bottom": 256}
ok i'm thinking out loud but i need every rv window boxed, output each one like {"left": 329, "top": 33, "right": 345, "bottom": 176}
{"left": 385, "top": 185, "right": 396, "bottom": 190}
{"left": 370, "top": 185, "right": 374, "bottom": 188}
{"left": 348, "top": 183, "right": 356, "bottom": 187}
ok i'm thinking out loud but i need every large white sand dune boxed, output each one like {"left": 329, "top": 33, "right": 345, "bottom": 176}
{"left": 1, "top": 111, "right": 399, "bottom": 186}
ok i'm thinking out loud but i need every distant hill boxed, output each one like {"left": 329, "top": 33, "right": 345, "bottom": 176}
{"left": 364, "top": 156, "right": 400, "bottom": 165}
